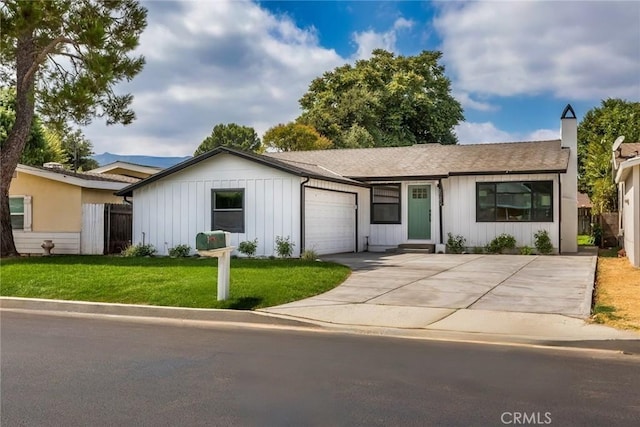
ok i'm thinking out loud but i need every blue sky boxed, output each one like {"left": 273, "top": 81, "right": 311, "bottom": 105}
{"left": 85, "top": 0, "right": 640, "bottom": 156}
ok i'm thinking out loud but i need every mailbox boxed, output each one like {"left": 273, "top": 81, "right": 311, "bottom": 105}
{"left": 196, "top": 231, "right": 229, "bottom": 250}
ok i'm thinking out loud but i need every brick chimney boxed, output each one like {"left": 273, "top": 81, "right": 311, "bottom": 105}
{"left": 560, "top": 104, "right": 578, "bottom": 253}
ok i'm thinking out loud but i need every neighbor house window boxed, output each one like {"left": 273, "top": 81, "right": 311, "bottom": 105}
{"left": 212, "top": 189, "right": 244, "bottom": 233}
{"left": 371, "top": 184, "right": 401, "bottom": 224}
{"left": 476, "top": 181, "right": 553, "bottom": 222}
{"left": 9, "top": 195, "right": 32, "bottom": 231}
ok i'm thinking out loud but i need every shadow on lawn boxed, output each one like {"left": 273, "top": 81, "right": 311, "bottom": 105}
{"left": 224, "top": 297, "right": 263, "bottom": 310}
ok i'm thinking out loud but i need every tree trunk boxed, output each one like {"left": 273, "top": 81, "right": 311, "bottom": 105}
{"left": 1, "top": 32, "right": 36, "bottom": 257}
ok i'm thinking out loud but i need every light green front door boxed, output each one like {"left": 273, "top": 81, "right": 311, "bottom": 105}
{"left": 408, "top": 185, "right": 431, "bottom": 240}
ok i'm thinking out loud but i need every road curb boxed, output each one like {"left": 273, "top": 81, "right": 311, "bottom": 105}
{"left": 0, "top": 297, "right": 310, "bottom": 327}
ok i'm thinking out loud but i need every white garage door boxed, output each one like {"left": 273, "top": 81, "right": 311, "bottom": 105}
{"left": 305, "top": 188, "right": 356, "bottom": 255}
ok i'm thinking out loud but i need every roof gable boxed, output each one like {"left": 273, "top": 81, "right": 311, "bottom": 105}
{"left": 116, "top": 147, "right": 368, "bottom": 197}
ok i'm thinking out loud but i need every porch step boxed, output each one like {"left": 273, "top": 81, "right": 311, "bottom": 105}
{"left": 387, "top": 244, "right": 436, "bottom": 254}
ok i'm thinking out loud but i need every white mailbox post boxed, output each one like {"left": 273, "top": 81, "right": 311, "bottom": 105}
{"left": 196, "top": 231, "right": 234, "bottom": 301}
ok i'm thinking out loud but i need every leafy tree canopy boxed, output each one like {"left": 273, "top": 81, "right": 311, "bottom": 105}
{"left": 297, "top": 49, "right": 464, "bottom": 148}
{"left": 578, "top": 99, "right": 640, "bottom": 214}
{"left": 0, "top": 0, "right": 147, "bottom": 257}
{"left": 194, "top": 123, "right": 263, "bottom": 155}
{"left": 1, "top": 87, "right": 64, "bottom": 166}
{"left": 263, "top": 122, "right": 332, "bottom": 152}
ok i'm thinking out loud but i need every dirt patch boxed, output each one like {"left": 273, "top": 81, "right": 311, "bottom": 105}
{"left": 592, "top": 256, "right": 640, "bottom": 330}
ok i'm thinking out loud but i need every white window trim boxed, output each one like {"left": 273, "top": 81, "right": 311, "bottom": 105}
{"left": 10, "top": 195, "right": 32, "bottom": 232}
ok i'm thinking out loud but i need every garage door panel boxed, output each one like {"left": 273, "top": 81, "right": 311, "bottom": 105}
{"left": 305, "top": 188, "right": 356, "bottom": 255}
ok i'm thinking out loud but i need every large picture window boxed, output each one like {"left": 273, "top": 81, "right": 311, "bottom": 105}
{"left": 212, "top": 189, "right": 244, "bottom": 233}
{"left": 371, "top": 184, "right": 401, "bottom": 224}
{"left": 476, "top": 181, "right": 553, "bottom": 222}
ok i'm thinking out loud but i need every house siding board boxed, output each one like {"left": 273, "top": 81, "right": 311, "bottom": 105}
{"left": 131, "top": 154, "right": 300, "bottom": 257}
{"left": 622, "top": 165, "right": 639, "bottom": 267}
{"left": 444, "top": 174, "right": 560, "bottom": 250}
{"left": 13, "top": 231, "right": 80, "bottom": 254}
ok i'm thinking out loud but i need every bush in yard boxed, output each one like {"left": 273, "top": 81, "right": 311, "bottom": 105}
{"left": 520, "top": 246, "right": 533, "bottom": 255}
{"left": 485, "top": 234, "right": 516, "bottom": 254}
{"left": 275, "top": 235, "right": 295, "bottom": 258}
{"left": 122, "top": 243, "right": 156, "bottom": 257}
{"left": 534, "top": 230, "right": 554, "bottom": 254}
{"left": 168, "top": 244, "right": 191, "bottom": 258}
{"left": 238, "top": 239, "right": 258, "bottom": 257}
{"left": 446, "top": 233, "right": 466, "bottom": 254}
{"left": 301, "top": 249, "right": 319, "bottom": 261}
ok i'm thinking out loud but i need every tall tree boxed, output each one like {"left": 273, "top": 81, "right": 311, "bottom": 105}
{"left": 0, "top": 0, "right": 147, "bottom": 256}
{"left": 263, "top": 122, "right": 332, "bottom": 152}
{"left": 1, "top": 87, "right": 64, "bottom": 166}
{"left": 578, "top": 99, "right": 640, "bottom": 213}
{"left": 57, "top": 125, "right": 99, "bottom": 171}
{"left": 194, "top": 123, "right": 263, "bottom": 155}
{"left": 298, "top": 49, "right": 464, "bottom": 148}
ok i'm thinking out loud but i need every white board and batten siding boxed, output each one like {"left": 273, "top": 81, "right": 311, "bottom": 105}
{"left": 369, "top": 180, "right": 440, "bottom": 250}
{"left": 13, "top": 231, "right": 80, "bottom": 255}
{"left": 442, "top": 174, "right": 560, "bottom": 251}
{"left": 304, "top": 179, "right": 370, "bottom": 255}
{"left": 132, "top": 154, "right": 301, "bottom": 257}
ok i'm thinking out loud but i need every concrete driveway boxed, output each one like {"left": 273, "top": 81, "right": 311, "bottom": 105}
{"left": 261, "top": 252, "right": 619, "bottom": 339}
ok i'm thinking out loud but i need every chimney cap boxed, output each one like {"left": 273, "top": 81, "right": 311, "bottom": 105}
{"left": 561, "top": 104, "right": 576, "bottom": 119}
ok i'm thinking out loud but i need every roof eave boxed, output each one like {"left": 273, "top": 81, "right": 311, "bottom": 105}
{"left": 448, "top": 168, "right": 567, "bottom": 177}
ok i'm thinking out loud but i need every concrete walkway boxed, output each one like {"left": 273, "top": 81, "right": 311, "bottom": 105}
{"left": 261, "top": 253, "right": 640, "bottom": 341}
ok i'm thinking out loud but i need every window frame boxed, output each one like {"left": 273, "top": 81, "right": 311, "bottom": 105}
{"left": 370, "top": 184, "right": 401, "bottom": 224}
{"left": 476, "top": 181, "right": 554, "bottom": 223}
{"left": 211, "top": 189, "right": 245, "bottom": 233}
{"left": 9, "top": 195, "right": 32, "bottom": 231}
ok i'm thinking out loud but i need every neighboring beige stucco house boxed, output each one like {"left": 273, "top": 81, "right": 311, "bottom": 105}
{"left": 9, "top": 163, "right": 136, "bottom": 254}
{"left": 615, "top": 143, "right": 640, "bottom": 268}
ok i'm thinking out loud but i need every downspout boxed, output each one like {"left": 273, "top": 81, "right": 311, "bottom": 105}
{"left": 123, "top": 196, "right": 132, "bottom": 205}
{"left": 300, "top": 177, "right": 310, "bottom": 254}
{"left": 558, "top": 173, "right": 562, "bottom": 254}
{"left": 438, "top": 179, "right": 444, "bottom": 244}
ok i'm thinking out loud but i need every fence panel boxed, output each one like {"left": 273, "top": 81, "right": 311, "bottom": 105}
{"left": 81, "top": 203, "right": 104, "bottom": 254}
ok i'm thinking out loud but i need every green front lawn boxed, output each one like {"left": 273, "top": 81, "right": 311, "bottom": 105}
{"left": 0, "top": 256, "right": 350, "bottom": 310}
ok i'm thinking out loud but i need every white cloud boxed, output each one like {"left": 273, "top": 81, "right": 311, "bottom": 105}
{"left": 434, "top": 1, "right": 640, "bottom": 100}
{"left": 84, "top": 0, "right": 343, "bottom": 156}
{"left": 455, "top": 122, "right": 559, "bottom": 144}
{"left": 454, "top": 92, "right": 498, "bottom": 112}
{"left": 352, "top": 18, "right": 414, "bottom": 60}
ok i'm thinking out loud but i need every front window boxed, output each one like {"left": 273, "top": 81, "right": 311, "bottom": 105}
{"left": 476, "top": 181, "right": 553, "bottom": 222}
{"left": 9, "top": 196, "right": 25, "bottom": 229}
{"left": 212, "top": 189, "right": 244, "bottom": 233}
{"left": 371, "top": 184, "right": 401, "bottom": 224}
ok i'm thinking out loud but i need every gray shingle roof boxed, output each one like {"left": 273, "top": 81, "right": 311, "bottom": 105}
{"left": 619, "top": 142, "right": 640, "bottom": 160}
{"left": 267, "top": 140, "right": 569, "bottom": 180}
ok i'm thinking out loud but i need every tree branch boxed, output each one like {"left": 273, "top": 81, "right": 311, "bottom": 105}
{"left": 21, "top": 36, "right": 76, "bottom": 91}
